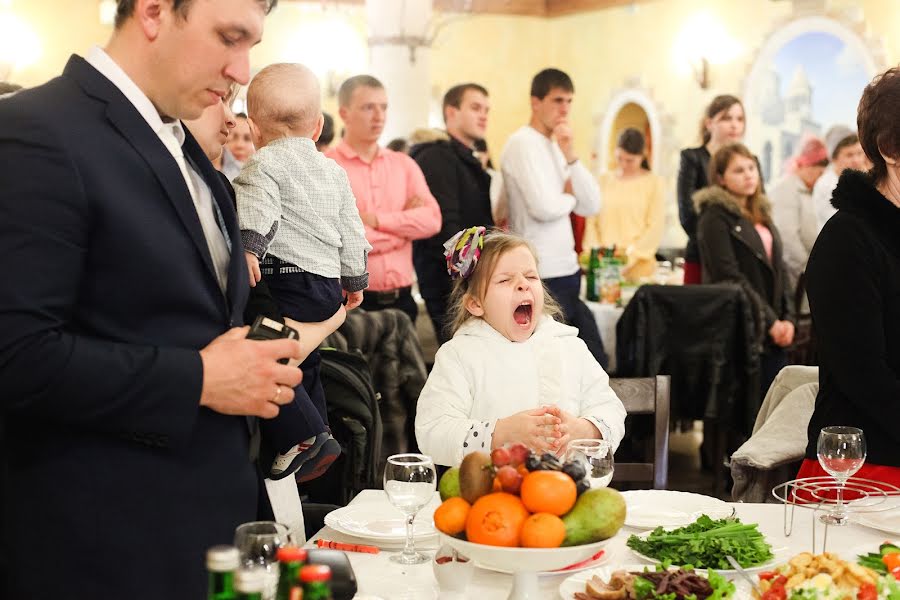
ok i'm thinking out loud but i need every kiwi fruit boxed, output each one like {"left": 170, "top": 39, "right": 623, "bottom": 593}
{"left": 459, "top": 451, "right": 494, "bottom": 504}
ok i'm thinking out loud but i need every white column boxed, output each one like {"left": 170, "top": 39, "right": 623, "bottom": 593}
{"left": 366, "top": 0, "right": 432, "bottom": 143}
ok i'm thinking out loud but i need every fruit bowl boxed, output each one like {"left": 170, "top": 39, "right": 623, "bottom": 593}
{"left": 439, "top": 533, "right": 609, "bottom": 599}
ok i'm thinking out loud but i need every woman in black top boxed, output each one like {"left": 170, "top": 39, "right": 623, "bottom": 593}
{"left": 694, "top": 143, "right": 794, "bottom": 398}
{"left": 797, "top": 66, "right": 900, "bottom": 484}
{"left": 677, "top": 95, "right": 746, "bottom": 283}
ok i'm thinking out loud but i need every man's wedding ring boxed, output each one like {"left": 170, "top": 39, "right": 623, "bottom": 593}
{"left": 272, "top": 385, "right": 282, "bottom": 403}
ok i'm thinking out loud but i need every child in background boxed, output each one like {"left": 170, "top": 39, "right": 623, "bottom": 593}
{"left": 415, "top": 227, "right": 626, "bottom": 467}
{"left": 234, "top": 63, "right": 371, "bottom": 481}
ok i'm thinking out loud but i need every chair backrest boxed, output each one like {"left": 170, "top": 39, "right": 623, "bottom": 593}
{"left": 609, "top": 376, "right": 671, "bottom": 490}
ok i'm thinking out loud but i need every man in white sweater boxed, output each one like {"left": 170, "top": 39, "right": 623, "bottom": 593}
{"left": 500, "top": 68, "right": 607, "bottom": 367}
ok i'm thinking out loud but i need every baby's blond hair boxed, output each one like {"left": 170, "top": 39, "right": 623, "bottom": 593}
{"left": 247, "top": 63, "right": 321, "bottom": 140}
{"left": 445, "top": 230, "right": 561, "bottom": 338}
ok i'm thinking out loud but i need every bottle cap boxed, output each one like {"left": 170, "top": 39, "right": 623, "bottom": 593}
{"left": 206, "top": 545, "right": 240, "bottom": 572}
{"left": 234, "top": 567, "right": 267, "bottom": 592}
{"left": 299, "top": 564, "right": 332, "bottom": 583}
{"left": 276, "top": 546, "right": 308, "bottom": 563}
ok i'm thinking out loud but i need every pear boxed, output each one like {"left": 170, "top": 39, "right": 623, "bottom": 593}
{"left": 561, "top": 487, "right": 626, "bottom": 546}
{"left": 459, "top": 451, "right": 494, "bottom": 504}
{"left": 439, "top": 467, "right": 461, "bottom": 501}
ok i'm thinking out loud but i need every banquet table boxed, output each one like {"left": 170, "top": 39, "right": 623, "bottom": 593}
{"left": 306, "top": 489, "right": 894, "bottom": 599}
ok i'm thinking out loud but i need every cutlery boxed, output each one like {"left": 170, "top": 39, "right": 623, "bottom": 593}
{"left": 726, "top": 554, "right": 761, "bottom": 595}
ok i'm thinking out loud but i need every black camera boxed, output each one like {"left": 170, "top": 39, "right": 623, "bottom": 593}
{"left": 246, "top": 315, "right": 299, "bottom": 365}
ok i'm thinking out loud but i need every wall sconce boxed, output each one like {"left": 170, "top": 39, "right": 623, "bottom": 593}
{"left": 281, "top": 12, "right": 367, "bottom": 98}
{"left": 368, "top": 33, "right": 430, "bottom": 65}
{"left": 693, "top": 57, "right": 710, "bottom": 90}
{"left": 99, "top": 0, "right": 117, "bottom": 26}
{"left": 673, "top": 12, "right": 741, "bottom": 90}
{"left": 0, "top": 6, "right": 42, "bottom": 81}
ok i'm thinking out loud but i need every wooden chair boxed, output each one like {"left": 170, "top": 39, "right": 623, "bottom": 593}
{"left": 609, "top": 376, "right": 671, "bottom": 489}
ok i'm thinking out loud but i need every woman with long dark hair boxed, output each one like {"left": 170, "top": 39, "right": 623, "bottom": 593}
{"left": 694, "top": 143, "right": 794, "bottom": 397}
{"left": 796, "top": 66, "right": 900, "bottom": 486}
{"left": 677, "top": 95, "right": 747, "bottom": 284}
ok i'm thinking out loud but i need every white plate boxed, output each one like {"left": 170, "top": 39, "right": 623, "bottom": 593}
{"left": 627, "top": 529, "right": 781, "bottom": 574}
{"left": 324, "top": 496, "right": 439, "bottom": 543}
{"left": 620, "top": 490, "right": 735, "bottom": 530}
{"left": 559, "top": 564, "right": 751, "bottom": 600}
{"left": 475, "top": 546, "right": 612, "bottom": 576}
{"left": 855, "top": 497, "right": 900, "bottom": 536}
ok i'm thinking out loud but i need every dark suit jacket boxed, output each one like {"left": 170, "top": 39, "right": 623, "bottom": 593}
{"left": 0, "top": 56, "right": 257, "bottom": 599}
{"left": 410, "top": 136, "right": 494, "bottom": 300}
{"left": 676, "top": 146, "right": 710, "bottom": 263}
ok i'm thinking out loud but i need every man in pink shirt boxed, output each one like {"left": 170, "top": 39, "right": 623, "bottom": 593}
{"left": 327, "top": 75, "right": 441, "bottom": 324}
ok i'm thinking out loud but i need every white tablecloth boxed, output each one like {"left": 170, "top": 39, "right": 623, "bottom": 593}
{"left": 584, "top": 301, "right": 624, "bottom": 372}
{"left": 306, "top": 489, "right": 892, "bottom": 599}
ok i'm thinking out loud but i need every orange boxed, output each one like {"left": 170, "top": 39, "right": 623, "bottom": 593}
{"left": 520, "top": 471, "right": 577, "bottom": 516}
{"left": 492, "top": 476, "right": 503, "bottom": 493}
{"left": 520, "top": 513, "right": 566, "bottom": 548}
{"left": 466, "top": 492, "right": 529, "bottom": 547}
{"left": 434, "top": 497, "right": 471, "bottom": 536}
{"left": 516, "top": 464, "right": 530, "bottom": 478}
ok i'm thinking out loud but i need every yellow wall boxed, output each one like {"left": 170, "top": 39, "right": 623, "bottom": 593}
{"left": 6, "top": 0, "right": 900, "bottom": 245}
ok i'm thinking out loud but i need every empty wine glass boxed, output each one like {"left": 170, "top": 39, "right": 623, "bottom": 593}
{"left": 384, "top": 453, "right": 437, "bottom": 565}
{"left": 816, "top": 426, "right": 866, "bottom": 525}
{"left": 566, "top": 439, "right": 614, "bottom": 489}
{"left": 233, "top": 521, "right": 289, "bottom": 599}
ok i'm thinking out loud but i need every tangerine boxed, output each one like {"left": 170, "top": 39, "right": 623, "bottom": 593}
{"left": 433, "top": 497, "right": 470, "bottom": 536}
{"left": 520, "top": 512, "right": 566, "bottom": 548}
{"left": 465, "top": 492, "right": 529, "bottom": 547}
{"left": 519, "top": 470, "right": 577, "bottom": 516}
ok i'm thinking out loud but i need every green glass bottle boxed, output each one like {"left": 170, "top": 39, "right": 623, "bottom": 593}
{"left": 275, "top": 546, "right": 308, "bottom": 600}
{"left": 206, "top": 545, "right": 239, "bottom": 600}
{"left": 300, "top": 565, "right": 333, "bottom": 600}
{"left": 586, "top": 247, "right": 601, "bottom": 302}
{"left": 234, "top": 567, "right": 266, "bottom": 600}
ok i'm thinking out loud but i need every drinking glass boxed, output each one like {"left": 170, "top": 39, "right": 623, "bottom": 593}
{"left": 816, "top": 426, "right": 866, "bottom": 525}
{"left": 384, "top": 453, "right": 437, "bottom": 565}
{"left": 566, "top": 439, "right": 614, "bottom": 489}
{"left": 233, "top": 521, "right": 289, "bottom": 600}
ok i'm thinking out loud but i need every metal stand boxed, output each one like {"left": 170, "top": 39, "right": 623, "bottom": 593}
{"left": 771, "top": 476, "right": 900, "bottom": 553}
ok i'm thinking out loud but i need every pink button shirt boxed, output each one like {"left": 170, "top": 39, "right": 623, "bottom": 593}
{"left": 327, "top": 141, "right": 441, "bottom": 291}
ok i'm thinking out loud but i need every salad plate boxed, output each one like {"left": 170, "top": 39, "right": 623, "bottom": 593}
{"left": 625, "top": 515, "right": 782, "bottom": 575}
{"left": 558, "top": 564, "right": 751, "bottom": 600}
{"left": 620, "top": 490, "right": 735, "bottom": 530}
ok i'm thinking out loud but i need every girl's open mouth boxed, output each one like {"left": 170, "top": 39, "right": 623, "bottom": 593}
{"left": 513, "top": 301, "right": 533, "bottom": 326}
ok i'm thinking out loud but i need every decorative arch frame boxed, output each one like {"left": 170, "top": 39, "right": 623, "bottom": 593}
{"left": 594, "top": 86, "right": 666, "bottom": 177}
{"left": 742, "top": 14, "right": 885, "bottom": 160}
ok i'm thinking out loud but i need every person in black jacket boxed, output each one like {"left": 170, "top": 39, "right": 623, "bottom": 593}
{"left": 694, "top": 143, "right": 794, "bottom": 398}
{"left": 678, "top": 95, "right": 746, "bottom": 284}
{"left": 412, "top": 83, "right": 494, "bottom": 343}
{"left": 796, "top": 66, "right": 900, "bottom": 484}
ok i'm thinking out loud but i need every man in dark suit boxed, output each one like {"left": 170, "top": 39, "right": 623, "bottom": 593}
{"left": 0, "top": 1, "right": 301, "bottom": 598}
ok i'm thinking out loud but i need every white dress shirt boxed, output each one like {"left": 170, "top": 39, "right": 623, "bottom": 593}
{"left": 812, "top": 166, "right": 840, "bottom": 233}
{"left": 85, "top": 46, "right": 231, "bottom": 292}
{"left": 500, "top": 125, "right": 601, "bottom": 279}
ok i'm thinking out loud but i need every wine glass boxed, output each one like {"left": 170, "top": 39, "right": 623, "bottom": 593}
{"left": 816, "top": 426, "right": 866, "bottom": 525}
{"left": 566, "top": 439, "right": 614, "bottom": 489}
{"left": 233, "top": 521, "right": 289, "bottom": 600}
{"left": 384, "top": 453, "right": 437, "bottom": 565}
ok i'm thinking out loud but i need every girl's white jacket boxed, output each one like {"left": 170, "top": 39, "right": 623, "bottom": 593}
{"left": 415, "top": 315, "right": 627, "bottom": 467}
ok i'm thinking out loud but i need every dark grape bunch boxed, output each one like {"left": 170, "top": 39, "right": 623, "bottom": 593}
{"left": 522, "top": 451, "right": 592, "bottom": 496}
